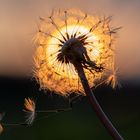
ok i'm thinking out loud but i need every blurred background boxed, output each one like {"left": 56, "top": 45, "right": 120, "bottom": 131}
{"left": 0, "top": 0, "right": 140, "bottom": 140}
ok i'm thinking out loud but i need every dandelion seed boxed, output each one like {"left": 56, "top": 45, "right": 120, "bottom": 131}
{"left": 106, "top": 69, "right": 118, "bottom": 89}
{"left": 0, "top": 112, "right": 5, "bottom": 134}
{"left": 23, "top": 98, "right": 36, "bottom": 125}
{"left": 34, "top": 9, "right": 116, "bottom": 96}
{"left": 0, "top": 124, "right": 3, "bottom": 134}
{"left": 106, "top": 60, "right": 121, "bottom": 89}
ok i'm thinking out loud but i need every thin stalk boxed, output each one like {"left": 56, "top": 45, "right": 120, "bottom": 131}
{"left": 36, "top": 108, "right": 71, "bottom": 113}
{"left": 1, "top": 123, "right": 25, "bottom": 126}
{"left": 75, "top": 63, "right": 124, "bottom": 140}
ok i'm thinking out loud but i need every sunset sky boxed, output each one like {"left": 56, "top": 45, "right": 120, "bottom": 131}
{"left": 0, "top": 0, "right": 140, "bottom": 80}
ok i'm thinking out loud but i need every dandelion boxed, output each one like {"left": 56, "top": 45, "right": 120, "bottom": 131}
{"left": 34, "top": 9, "right": 115, "bottom": 96}
{"left": 34, "top": 9, "right": 123, "bottom": 140}
{"left": 23, "top": 98, "right": 36, "bottom": 125}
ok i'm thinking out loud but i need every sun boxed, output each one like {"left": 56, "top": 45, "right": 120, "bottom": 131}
{"left": 34, "top": 9, "right": 115, "bottom": 96}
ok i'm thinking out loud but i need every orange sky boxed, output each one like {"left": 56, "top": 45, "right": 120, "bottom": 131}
{"left": 0, "top": 0, "right": 140, "bottom": 80}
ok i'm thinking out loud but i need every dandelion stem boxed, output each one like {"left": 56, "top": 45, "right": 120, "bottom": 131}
{"left": 74, "top": 63, "right": 124, "bottom": 140}
{"left": 36, "top": 108, "right": 71, "bottom": 113}
{"left": 1, "top": 123, "right": 25, "bottom": 126}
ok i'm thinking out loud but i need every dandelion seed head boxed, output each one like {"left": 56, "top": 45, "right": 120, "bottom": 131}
{"left": 34, "top": 9, "right": 116, "bottom": 95}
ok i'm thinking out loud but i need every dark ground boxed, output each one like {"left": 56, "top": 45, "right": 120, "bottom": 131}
{"left": 0, "top": 76, "right": 140, "bottom": 140}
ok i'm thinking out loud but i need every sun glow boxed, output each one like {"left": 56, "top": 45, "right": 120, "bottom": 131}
{"left": 34, "top": 9, "right": 116, "bottom": 96}
{"left": 47, "top": 25, "right": 100, "bottom": 76}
